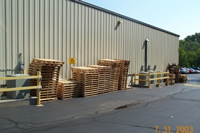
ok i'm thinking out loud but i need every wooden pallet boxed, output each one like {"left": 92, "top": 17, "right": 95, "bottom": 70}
{"left": 57, "top": 80, "right": 79, "bottom": 100}
{"left": 114, "top": 59, "right": 130, "bottom": 90}
{"left": 87, "top": 65, "right": 111, "bottom": 94}
{"left": 57, "top": 83, "right": 72, "bottom": 100}
{"left": 169, "top": 73, "right": 176, "bottom": 80}
{"left": 71, "top": 67, "right": 99, "bottom": 97}
{"left": 31, "top": 58, "right": 64, "bottom": 66}
{"left": 98, "top": 59, "right": 121, "bottom": 92}
{"left": 28, "top": 58, "right": 64, "bottom": 103}
{"left": 168, "top": 64, "right": 181, "bottom": 83}
{"left": 180, "top": 74, "right": 187, "bottom": 83}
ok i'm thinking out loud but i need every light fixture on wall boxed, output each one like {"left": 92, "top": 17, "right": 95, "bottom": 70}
{"left": 118, "top": 20, "right": 123, "bottom": 25}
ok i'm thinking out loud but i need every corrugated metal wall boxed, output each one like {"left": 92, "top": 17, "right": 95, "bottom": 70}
{"left": 0, "top": 0, "right": 179, "bottom": 84}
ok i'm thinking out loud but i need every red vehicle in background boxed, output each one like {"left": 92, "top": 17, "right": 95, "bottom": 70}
{"left": 187, "top": 68, "right": 194, "bottom": 73}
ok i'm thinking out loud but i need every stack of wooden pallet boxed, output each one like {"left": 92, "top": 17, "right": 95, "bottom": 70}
{"left": 115, "top": 59, "right": 130, "bottom": 90}
{"left": 71, "top": 67, "right": 99, "bottom": 97}
{"left": 168, "top": 73, "right": 175, "bottom": 85}
{"left": 98, "top": 59, "right": 121, "bottom": 92}
{"left": 87, "top": 65, "right": 111, "bottom": 94}
{"left": 28, "top": 58, "right": 64, "bottom": 103}
{"left": 57, "top": 80, "right": 79, "bottom": 100}
{"left": 176, "top": 74, "right": 182, "bottom": 83}
{"left": 180, "top": 74, "right": 187, "bottom": 83}
{"left": 168, "top": 64, "right": 181, "bottom": 83}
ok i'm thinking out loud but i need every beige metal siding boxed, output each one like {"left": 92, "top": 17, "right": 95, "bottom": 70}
{"left": 0, "top": 0, "right": 179, "bottom": 81}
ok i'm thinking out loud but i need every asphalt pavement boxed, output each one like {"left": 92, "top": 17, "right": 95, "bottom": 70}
{"left": 0, "top": 74, "right": 200, "bottom": 133}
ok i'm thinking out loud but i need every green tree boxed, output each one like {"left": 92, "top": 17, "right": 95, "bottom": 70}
{"left": 179, "top": 47, "right": 189, "bottom": 67}
{"left": 187, "top": 51, "right": 197, "bottom": 67}
{"left": 196, "top": 48, "right": 200, "bottom": 67}
{"left": 179, "top": 32, "right": 200, "bottom": 67}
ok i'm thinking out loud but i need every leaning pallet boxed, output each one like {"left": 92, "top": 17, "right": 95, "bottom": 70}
{"left": 28, "top": 58, "right": 64, "bottom": 103}
{"left": 98, "top": 59, "right": 121, "bottom": 92}
{"left": 87, "top": 65, "right": 111, "bottom": 94}
{"left": 114, "top": 59, "right": 130, "bottom": 90}
{"left": 168, "top": 64, "right": 181, "bottom": 83}
{"left": 71, "top": 67, "right": 99, "bottom": 97}
{"left": 57, "top": 80, "right": 79, "bottom": 100}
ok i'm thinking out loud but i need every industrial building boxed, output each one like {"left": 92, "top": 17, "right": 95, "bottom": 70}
{"left": 0, "top": 0, "right": 179, "bottom": 86}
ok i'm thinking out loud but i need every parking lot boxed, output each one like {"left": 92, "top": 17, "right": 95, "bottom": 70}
{"left": 0, "top": 74, "right": 200, "bottom": 133}
{"left": 181, "top": 67, "right": 200, "bottom": 74}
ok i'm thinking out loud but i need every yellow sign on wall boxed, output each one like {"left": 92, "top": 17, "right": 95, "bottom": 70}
{"left": 69, "top": 58, "right": 76, "bottom": 64}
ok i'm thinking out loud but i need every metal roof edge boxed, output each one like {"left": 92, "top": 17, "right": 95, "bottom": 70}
{"left": 71, "top": 0, "right": 180, "bottom": 37}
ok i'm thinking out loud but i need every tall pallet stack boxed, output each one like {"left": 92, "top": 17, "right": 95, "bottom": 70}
{"left": 71, "top": 67, "right": 99, "bottom": 97}
{"left": 98, "top": 59, "right": 121, "bottom": 92}
{"left": 115, "top": 59, "right": 130, "bottom": 90}
{"left": 169, "top": 73, "right": 175, "bottom": 85}
{"left": 28, "top": 58, "right": 64, "bottom": 103}
{"left": 168, "top": 64, "right": 181, "bottom": 83}
{"left": 57, "top": 80, "right": 79, "bottom": 100}
{"left": 87, "top": 65, "right": 111, "bottom": 94}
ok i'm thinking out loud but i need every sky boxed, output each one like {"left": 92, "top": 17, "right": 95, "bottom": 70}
{"left": 83, "top": 0, "right": 200, "bottom": 40}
